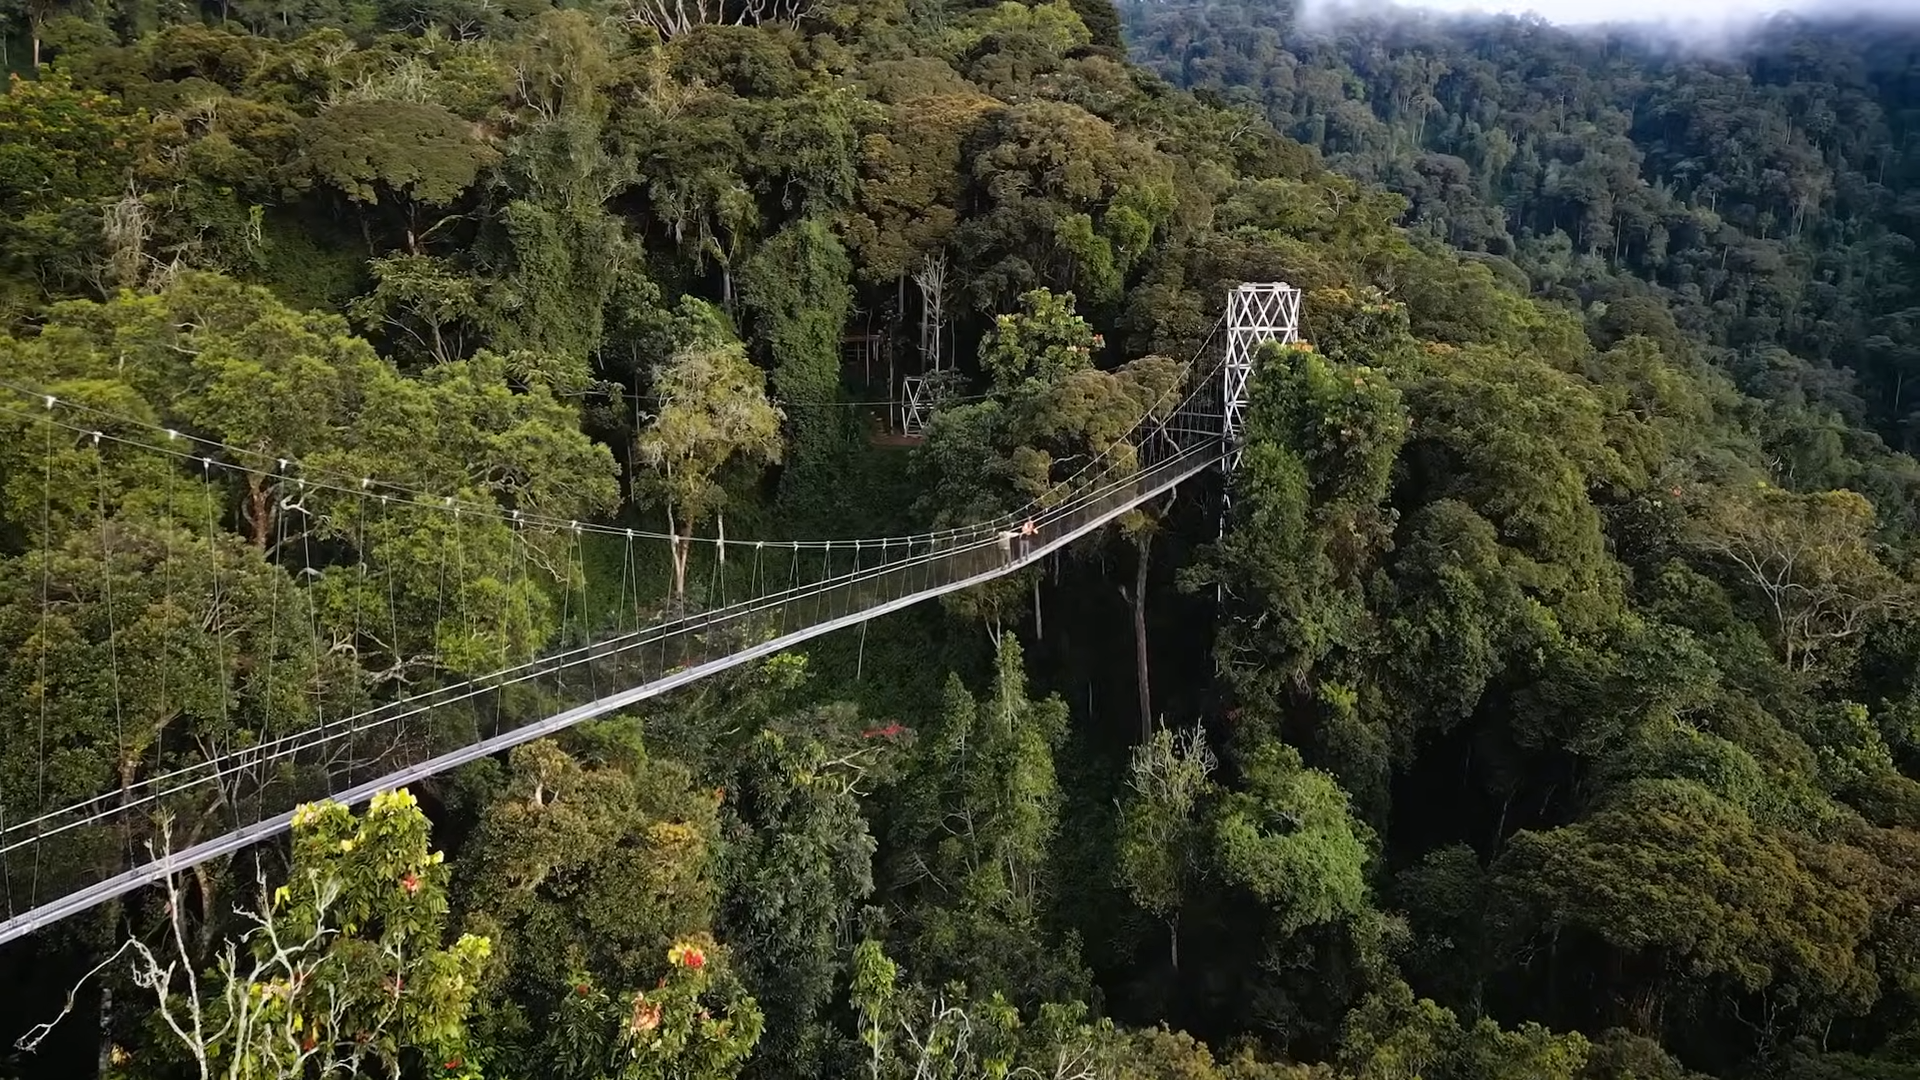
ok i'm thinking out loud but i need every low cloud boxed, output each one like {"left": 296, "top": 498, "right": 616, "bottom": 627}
{"left": 1300, "top": 0, "right": 1920, "bottom": 41}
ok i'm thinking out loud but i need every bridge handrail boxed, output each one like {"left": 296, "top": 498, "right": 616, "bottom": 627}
{"left": 0, "top": 317, "right": 1224, "bottom": 556}
{"left": 0, "top": 432, "right": 1226, "bottom": 850}
{"left": 0, "top": 441, "right": 1226, "bottom": 945}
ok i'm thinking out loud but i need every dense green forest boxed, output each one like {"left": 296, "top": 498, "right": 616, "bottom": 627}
{"left": 7, "top": 0, "right": 1920, "bottom": 1075}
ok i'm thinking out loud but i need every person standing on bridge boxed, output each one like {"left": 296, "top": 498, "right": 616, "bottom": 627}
{"left": 1017, "top": 518, "right": 1036, "bottom": 560}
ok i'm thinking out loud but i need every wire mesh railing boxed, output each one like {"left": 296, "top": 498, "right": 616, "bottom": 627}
{"left": 0, "top": 344, "right": 1229, "bottom": 860}
{"left": 0, "top": 369, "right": 1232, "bottom": 946}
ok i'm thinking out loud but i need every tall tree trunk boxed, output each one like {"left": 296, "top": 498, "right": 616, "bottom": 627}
{"left": 1131, "top": 532, "right": 1153, "bottom": 741}
{"left": 247, "top": 475, "right": 273, "bottom": 549}
{"left": 191, "top": 861, "right": 219, "bottom": 953}
{"left": 96, "top": 870, "right": 129, "bottom": 1080}
{"left": 97, "top": 962, "right": 114, "bottom": 1079}
{"left": 667, "top": 506, "right": 690, "bottom": 602}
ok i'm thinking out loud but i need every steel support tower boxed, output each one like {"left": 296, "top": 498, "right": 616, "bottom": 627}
{"left": 1220, "top": 281, "right": 1303, "bottom": 520}
{"left": 1213, "top": 281, "right": 1303, "bottom": 576}
{"left": 1222, "top": 281, "right": 1302, "bottom": 451}
{"left": 899, "top": 375, "right": 939, "bottom": 436}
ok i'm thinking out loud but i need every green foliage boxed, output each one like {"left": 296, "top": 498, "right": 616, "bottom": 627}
{"left": 124, "top": 792, "right": 490, "bottom": 1080}
{"left": 298, "top": 100, "right": 494, "bottom": 212}
{"left": 480, "top": 36, "right": 653, "bottom": 375}
{"left": 1111, "top": 721, "right": 1219, "bottom": 981}
{"left": 632, "top": 327, "right": 784, "bottom": 597}
{"left": 1686, "top": 483, "right": 1914, "bottom": 673}
{"left": 538, "top": 940, "right": 762, "bottom": 1080}
{"left": 1495, "top": 779, "right": 1881, "bottom": 1004}
{"left": 1211, "top": 734, "right": 1374, "bottom": 937}
{"left": 843, "top": 89, "right": 989, "bottom": 283}
{"left": 456, "top": 737, "right": 764, "bottom": 1080}
{"left": 737, "top": 217, "right": 859, "bottom": 533}
{"left": 349, "top": 252, "right": 488, "bottom": 366}
{"left": 978, "top": 287, "right": 1098, "bottom": 393}
{"left": 17, "top": 3, "right": 1920, "bottom": 1080}
{"left": 3, "top": 271, "right": 619, "bottom": 679}
{"left": 0, "top": 70, "right": 147, "bottom": 301}
{"left": 1115, "top": 724, "right": 1217, "bottom": 942}
{"left": 1337, "top": 979, "right": 1591, "bottom": 1080}
{"left": 715, "top": 725, "right": 879, "bottom": 1078}
{"left": 0, "top": 517, "right": 352, "bottom": 888}
{"left": 1187, "top": 331, "right": 1407, "bottom": 800}
{"left": 883, "top": 638, "right": 1091, "bottom": 1005}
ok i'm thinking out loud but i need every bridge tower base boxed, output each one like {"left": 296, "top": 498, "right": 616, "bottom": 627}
{"left": 1222, "top": 282, "right": 1303, "bottom": 451}
{"left": 899, "top": 374, "right": 938, "bottom": 437}
{"left": 1220, "top": 282, "right": 1303, "bottom": 516}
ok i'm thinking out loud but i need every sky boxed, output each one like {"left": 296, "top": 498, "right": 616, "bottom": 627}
{"left": 1304, "top": 0, "right": 1920, "bottom": 33}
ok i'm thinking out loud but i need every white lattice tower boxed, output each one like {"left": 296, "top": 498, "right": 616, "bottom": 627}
{"left": 1222, "top": 282, "right": 1302, "bottom": 447}
{"left": 899, "top": 252, "right": 950, "bottom": 437}
{"left": 899, "top": 375, "right": 937, "bottom": 436}
{"left": 1217, "top": 282, "right": 1302, "bottom": 540}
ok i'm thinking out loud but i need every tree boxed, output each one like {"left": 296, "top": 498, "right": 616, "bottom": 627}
{"left": 621, "top": 0, "right": 819, "bottom": 40}
{"left": 843, "top": 91, "right": 988, "bottom": 285}
{"left": 347, "top": 253, "right": 488, "bottom": 367}
{"left": 0, "top": 70, "right": 148, "bottom": 303}
{"left": 1336, "top": 978, "right": 1590, "bottom": 1080}
{"left": 3, "top": 272, "right": 621, "bottom": 682}
{"left": 844, "top": 937, "right": 1326, "bottom": 1080}
{"left": 632, "top": 332, "right": 784, "bottom": 602}
{"left": 453, "top": 733, "right": 772, "bottom": 1080}
{"left": 23, "top": 791, "right": 491, "bottom": 1080}
{"left": 483, "top": 23, "right": 652, "bottom": 377}
{"left": 0, "top": 518, "right": 354, "bottom": 911}
{"left": 1494, "top": 779, "right": 1881, "bottom": 1017}
{"left": 1002, "top": 355, "right": 1185, "bottom": 506}
{"left": 716, "top": 725, "right": 879, "bottom": 1079}
{"left": 1115, "top": 496, "right": 1174, "bottom": 740}
{"left": 883, "top": 638, "right": 1090, "bottom": 1004}
{"left": 1003, "top": 354, "right": 1181, "bottom": 701}
{"left": 458, "top": 738, "right": 721, "bottom": 1005}
{"left": 736, "top": 218, "right": 857, "bottom": 532}
{"left": 845, "top": 939, "right": 1103, "bottom": 1080}
{"left": 956, "top": 92, "right": 1167, "bottom": 309}
{"left": 977, "top": 287, "right": 1099, "bottom": 394}
{"left": 524, "top": 937, "right": 762, "bottom": 1080}
{"left": 1211, "top": 733, "right": 1374, "bottom": 938}
{"left": 1116, "top": 724, "right": 1217, "bottom": 970}
{"left": 916, "top": 288, "right": 1183, "bottom": 639}
{"left": 1688, "top": 484, "right": 1913, "bottom": 672}
{"left": 298, "top": 100, "right": 494, "bottom": 253}
{"left": 1185, "top": 334, "right": 1407, "bottom": 799}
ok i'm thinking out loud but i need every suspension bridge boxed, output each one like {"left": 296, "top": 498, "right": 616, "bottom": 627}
{"left": 0, "top": 282, "right": 1302, "bottom": 946}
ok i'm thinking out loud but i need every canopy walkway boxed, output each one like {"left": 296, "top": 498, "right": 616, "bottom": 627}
{"left": 0, "top": 283, "right": 1301, "bottom": 946}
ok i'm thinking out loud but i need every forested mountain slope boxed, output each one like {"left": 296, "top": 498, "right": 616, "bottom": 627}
{"left": 1126, "top": 1, "right": 1920, "bottom": 459}
{"left": 1116, "top": 3, "right": 1920, "bottom": 1076}
{"left": 2, "top": 0, "right": 1920, "bottom": 1079}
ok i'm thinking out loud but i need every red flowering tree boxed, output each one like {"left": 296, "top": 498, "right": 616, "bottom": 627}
{"left": 540, "top": 936, "right": 763, "bottom": 1080}
{"left": 977, "top": 287, "right": 1100, "bottom": 394}
{"left": 34, "top": 790, "right": 490, "bottom": 1080}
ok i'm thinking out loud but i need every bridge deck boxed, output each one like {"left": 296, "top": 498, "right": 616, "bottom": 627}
{"left": 0, "top": 442, "right": 1224, "bottom": 945}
